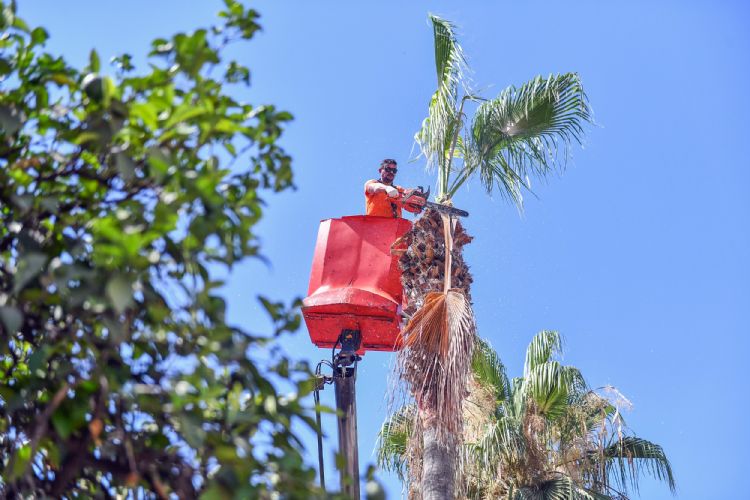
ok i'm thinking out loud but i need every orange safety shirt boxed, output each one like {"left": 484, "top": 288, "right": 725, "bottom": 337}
{"left": 364, "top": 179, "right": 404, "bottom": 218}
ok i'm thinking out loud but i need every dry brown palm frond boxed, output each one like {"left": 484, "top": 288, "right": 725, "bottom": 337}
{"left": 461, "top": 376, "right": 502, "bottom": 498}
{"left": 400, "top": 291, "right": 449, "bottom": 355}
{"left": 462, "top": 376, "right": 496, "bottom": 443}
{"left": 396, "top": 287, "right": 476, "bottom": 443}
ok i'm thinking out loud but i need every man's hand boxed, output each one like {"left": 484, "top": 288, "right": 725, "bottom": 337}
{"left": 385, "top": 186, "right": 399, "bottom": 198}
{"left": 366, "top": 181, "right": 400, "bottom": 197}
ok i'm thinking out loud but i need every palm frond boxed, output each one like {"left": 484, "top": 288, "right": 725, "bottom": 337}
{"left": 469, "top": 414, "right": 526, "bottom": 472}
{"left": 522, "top": 358, "right": 589, "bottom": 423}
{"left": 524, "top": 330, "right": 563, "bottom": 377}
{"left": 414, "top": 15, "right": 470, "bottom": 197}
{"left": 451, "top": 73, "right": 592, "bottom": 205}
{"left": 562, "top": 365, "right": 589, "bottom": 398}
{"left": 600, "top": 436, "right": 676, "bottom": 495}
{"left": 516, "top": 476, "right": 611, "bottom": 500}
{"left": 523, "top": 361, "right": 570, "bottom": 421}
{"left": 431, "top": 14, "right": 466, "bottom": 93}
{"left": 472, "top": 336, "right": 511, "bottom": 404}
{"left": 556, "top": 390, "right": 614, "bottom": 450}
{"left": 510, "top": 376, "right": 527, "bottom": 417}
{"left": 397, "top": 288, "right": 476, "bottom": 441}
{"left": 376, "top": 405, "right": 416, "bottom": 480}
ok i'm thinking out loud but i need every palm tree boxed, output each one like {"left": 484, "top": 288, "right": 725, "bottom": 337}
{"left": 393, "top": 14, "right": 593, "bottom": 499}
{"left": 380, "top": 331, "right": 676, "bottom": 499}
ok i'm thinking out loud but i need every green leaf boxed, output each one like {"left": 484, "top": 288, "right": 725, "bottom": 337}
{"left": 51, "top": 398, "right": 88, "bottom": 439}
{"left": 105, "top": 275, "right": 134, "bottom": 314}
{"left": 131, "top": 102, "right": 159, "bottom": 129}
{"left": 524, "top": 330, "right": 563, "bottom": 376}
{"left": 200, "top": 484, "right": 232, "bottom": 500}
{"left": 30, "top": 27, "right": 48, "bottom": 46}
{"left": 0, "top": 56, "right": 11, "bottom": 75}
{"left": 1, "top": 4, "right": 16, "bottom": 31}
{"left": 45, "top": 442, "right": 61, "bottom": 468}
{"left": 10, "top": 444, "right": 32, "bottom": 480}
{"left": 147, "top": 147, "right": 170, "bottom": 179}
{"left": 164, "top": 103, "right": 207, "bottom": 129}
{"left": 51, "top": 411, "right": 74, "bottom": 439}
{"left": 115, "top": 153, "right": 137, "bottom": 182}
{"left": 71, "top": 131, "right": 101, "bottom": 146}
{"left": 472, "top": 337, "right": 510, "bottom": 403}
{"left": 13, "top": 252, "right": 48, "bottom": 293}
{"left": 413, "top": 15, "right": 468, "bottom": 199}
{"left": 89, "top": 49, "right": 100, "bottom": 72}
{"left": 453, "top": 73, "right": 592, "bottom": 205}
{"left": 28, "top": 346, "right": 51, "bottom": 375}
{"left": 0, "top": 306, "right": 23, "bottom": 334}
{"left": 178, "top": 415, "right": 206, "bottom": 447}
{"left": 0, "top": 104, "right": 22, "bottom": 135}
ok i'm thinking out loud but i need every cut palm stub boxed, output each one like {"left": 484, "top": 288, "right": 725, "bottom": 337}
{"left": 397, "top": 209, "right": 473, "bottom": 316}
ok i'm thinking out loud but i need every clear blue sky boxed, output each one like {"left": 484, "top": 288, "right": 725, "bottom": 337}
{"left": 19, "top": 1, "right": 749, "bottom": 498}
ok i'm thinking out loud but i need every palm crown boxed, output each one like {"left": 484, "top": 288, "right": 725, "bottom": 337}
{"left": 416, "top": 15, "right": 592, "bottom": 206}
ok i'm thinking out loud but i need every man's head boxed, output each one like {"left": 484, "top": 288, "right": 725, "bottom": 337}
{"left": 378, "top": 158, "right": 398, "bottom": 184}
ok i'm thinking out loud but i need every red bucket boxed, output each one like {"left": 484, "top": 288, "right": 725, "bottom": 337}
{"left": 302, "top": 215, "right": 411, "bottom": 353}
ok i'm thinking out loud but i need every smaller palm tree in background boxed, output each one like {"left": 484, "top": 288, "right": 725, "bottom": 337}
{"left": 380, "top": 331, "right": 675, "bottom": 499}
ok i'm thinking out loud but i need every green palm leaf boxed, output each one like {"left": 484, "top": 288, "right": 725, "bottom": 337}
{"left": 376, "top": 405, "right": 415, "bottom": 480}
{"left": 524, "top": 330, "right": 563, "bottom": 376}
{"left": 470, "top": 413, "right": 526, "bottom": 471}
{"left": 450, "top": 73, "right": 592, "bottom": 205}
{"left": 414, "top": 14, "right": 470, "bottom": 197}
{"left": 521, "top": 332, "right": 587, "bottom": 420}
{"left": 523, "top": 361, "right": 588, "bottom": 421}
{"left": 599, "top": 436, "right": 676, "bottom": 495}
{"left": 515, "top": 476, "right": 611, "bottom": 500}
{"left": 472, "top": 336, "right": 511, "bottom": 404}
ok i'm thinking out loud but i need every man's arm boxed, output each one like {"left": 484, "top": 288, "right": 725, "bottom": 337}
{"left": 365, "top": 180, "right": 399, "bottom": 197}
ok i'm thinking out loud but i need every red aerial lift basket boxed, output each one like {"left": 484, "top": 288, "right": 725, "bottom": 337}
{"left": 302, "top": 215, "right": 411, "bottom": 353}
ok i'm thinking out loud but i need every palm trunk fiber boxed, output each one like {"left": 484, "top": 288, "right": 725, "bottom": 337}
{"left": 398, "top": 209, "right": 473, "bottom": 316}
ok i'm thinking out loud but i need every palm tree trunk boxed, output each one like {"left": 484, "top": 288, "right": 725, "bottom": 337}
{"left": 396, "top": 208, "right": 475, "bottom": 499}
{"left": 421, "top": 424, "right": 455, "bottom": 500}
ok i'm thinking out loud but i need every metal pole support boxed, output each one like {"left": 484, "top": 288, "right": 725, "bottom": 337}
{"left": 334, "top": 365, "right": 359, "bottom": 499}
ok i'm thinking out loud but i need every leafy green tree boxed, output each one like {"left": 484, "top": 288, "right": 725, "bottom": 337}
{"left": 380, "top": 331, "right": 676, "bottom": 499}
{"left": 394, "top": 14, "right": 592, "bottom": 499}
{"left": 0, "top": 1, "right": 321, "bottom": 497}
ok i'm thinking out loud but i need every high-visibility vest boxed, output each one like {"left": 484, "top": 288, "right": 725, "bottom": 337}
{"left": 364, "top": 179, "right": 404, "bottom": 218}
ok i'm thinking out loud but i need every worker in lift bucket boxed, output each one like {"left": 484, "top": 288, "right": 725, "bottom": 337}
{"left": 364, "top": 159, "right": 426, "bottom": 218}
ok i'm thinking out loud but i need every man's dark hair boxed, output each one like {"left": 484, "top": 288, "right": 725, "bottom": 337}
{"left": 380, "top": 158, "right": 397, "bottom": 168}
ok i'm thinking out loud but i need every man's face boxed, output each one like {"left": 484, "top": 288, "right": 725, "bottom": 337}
{"left": 379, "top": 163, "right": 397, "bottom": 184}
